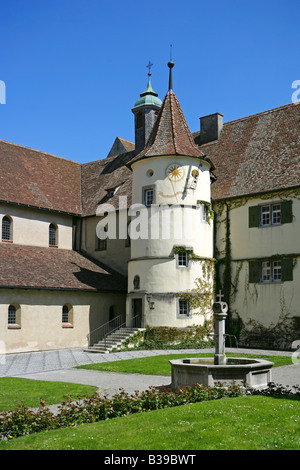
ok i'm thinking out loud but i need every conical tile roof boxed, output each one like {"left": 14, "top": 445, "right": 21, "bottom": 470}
{"left": 128, "top": 90, "right": 208, "bottom": 167}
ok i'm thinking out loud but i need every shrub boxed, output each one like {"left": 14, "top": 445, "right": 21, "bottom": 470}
{"left": 2, "top": 382, "right": 298, "bottom": 440}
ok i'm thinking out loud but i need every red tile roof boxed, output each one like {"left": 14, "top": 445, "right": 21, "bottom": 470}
{"left": 0, "top": 140, "right": 82, "bottom": 215}
{"left": 0, "top": 243, "right": 127, "bottom": 292}
{"left": 128, "top": 91, "right": 207, "bottom": 167}
{"left": 194, "top": 103, "right": 300, "bottom": 200}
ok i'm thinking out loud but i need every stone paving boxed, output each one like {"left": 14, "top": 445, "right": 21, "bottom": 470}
{"left": 0, "top": 348, "right": 299, "bottom": 397}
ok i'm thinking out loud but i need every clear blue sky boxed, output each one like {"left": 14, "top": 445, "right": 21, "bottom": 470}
{"left": 0, "top": 0, "right": 299, "bottom": 163}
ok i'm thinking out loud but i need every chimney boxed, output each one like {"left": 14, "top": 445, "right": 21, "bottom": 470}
{"left": 199, "top": 112, "right": 223, "bottom": 144}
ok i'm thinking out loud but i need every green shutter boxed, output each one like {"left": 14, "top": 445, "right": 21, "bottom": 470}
{"left": 249, "top": 260, "right": 260, "bottom": 283}
{"left": 281, "top": 200, "right": 293, "bottom": 224}
{"left": 249, "top": 206, "right": 259, "bottom": 227}
{"left": 281, "top": 258, "right": 293, "bottom": 282}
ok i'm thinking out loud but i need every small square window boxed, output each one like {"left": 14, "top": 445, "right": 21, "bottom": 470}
{"left": 96, "top": 237, "right": 107, "bottom": 251}
{"left": 178, "top": 299, "right": 190, "bottom": 317}
{"left": 178, "top": 251, "right": 188, "bottom": 267}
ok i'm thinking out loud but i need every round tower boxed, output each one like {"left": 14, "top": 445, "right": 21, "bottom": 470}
{"left": 126, "top": 62, "right": 215, "bottom": 329}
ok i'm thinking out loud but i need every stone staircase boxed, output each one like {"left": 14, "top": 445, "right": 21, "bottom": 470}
{"left": 85, "top": 326, "right": 144, "bottom": 354}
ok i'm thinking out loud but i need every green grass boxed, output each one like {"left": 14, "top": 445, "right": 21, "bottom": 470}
{"left": 77, "top": 352, "right": 291, "bottom": 376}
{"left": 1, "top": 395, "right": 299, "bottom": 450}
{"left": 0, "top": 378, "right": 98, "bottom": 412}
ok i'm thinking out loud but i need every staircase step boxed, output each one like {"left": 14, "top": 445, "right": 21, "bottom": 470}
{"left": 85, "top": 327, "right": 145, "bottom": 354}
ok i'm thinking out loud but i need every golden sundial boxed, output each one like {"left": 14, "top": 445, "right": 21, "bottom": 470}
{"left": 166, "top": 163, "right": 184, "bottom": 182}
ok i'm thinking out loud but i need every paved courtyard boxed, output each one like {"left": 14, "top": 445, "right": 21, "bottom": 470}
{"left": 0, "top": 348, "right": 299, "bottom": 398}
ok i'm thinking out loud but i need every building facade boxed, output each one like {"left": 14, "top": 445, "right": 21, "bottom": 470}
{"left": 0, "top": 64, "right": 299, "bottom": 353}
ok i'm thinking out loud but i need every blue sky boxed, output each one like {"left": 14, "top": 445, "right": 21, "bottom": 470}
{"left": 0, "top": 0, "right": 299, "bottom": 163}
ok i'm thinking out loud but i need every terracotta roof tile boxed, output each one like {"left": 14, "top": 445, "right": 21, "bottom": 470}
{"left": 0, "top": 140, "right": 82, "bottom": 214}
{"left": 0, "top": 243, "right": 127, "bottom": 292}
{"left": 128, "top": 91, "right": 207, "bottom": 167}
{"left": 196, "top": 103, "right": 300, "bottom": 200}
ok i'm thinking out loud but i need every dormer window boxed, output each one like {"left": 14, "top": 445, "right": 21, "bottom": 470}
{"left": 106, "top": 184, "right": 122, "bottom": 199}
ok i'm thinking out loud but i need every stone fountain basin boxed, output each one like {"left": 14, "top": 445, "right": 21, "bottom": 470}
{"left": 169, "top": 357, "right": 274, "bottom": 389}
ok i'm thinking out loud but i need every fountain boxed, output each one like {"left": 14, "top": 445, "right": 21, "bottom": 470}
{"left": 170, "top": 291, "right": 274, "bottom": 389}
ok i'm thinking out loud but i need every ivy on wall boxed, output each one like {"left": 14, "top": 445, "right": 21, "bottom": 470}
{"left": 212, "top": 187, "right": 300, "bottom": 348}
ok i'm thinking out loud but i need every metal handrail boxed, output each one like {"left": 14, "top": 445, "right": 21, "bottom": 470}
{"left": 103, "top": 314, "right": 142, "bottom": 348}
{"left": 87, "top": 314, "right": 124, "bottom": 348}
{"left": 87, "top": 314, "right": 143, "bottom": 348}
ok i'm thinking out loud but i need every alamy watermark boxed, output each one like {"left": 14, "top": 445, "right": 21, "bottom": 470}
{"left": 95, "top": 196, "right": 208, "bottom": 241}
{"left": 0, "top": 80, "right": 6, "bottom": 104}
{"left": 292, "top": 80, "right": 300, "bottom": 104}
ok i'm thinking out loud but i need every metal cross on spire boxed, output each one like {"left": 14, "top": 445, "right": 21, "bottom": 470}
{"left": 146, "top": 61, "right": 153, "bottom": 75}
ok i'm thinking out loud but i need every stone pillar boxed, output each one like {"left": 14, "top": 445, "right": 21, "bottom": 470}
{"left": 212, "top": 292, "right": 228, "bottom": 365}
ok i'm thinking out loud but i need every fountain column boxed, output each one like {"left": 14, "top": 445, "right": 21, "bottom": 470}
{"left": 212, "top": 291, "right": 228, "bottom": 365}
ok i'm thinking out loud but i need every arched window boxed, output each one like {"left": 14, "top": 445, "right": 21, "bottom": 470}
{"left": 133, "top": 275, "right": 140, "bottom": 290}
{"left": 62, "top": 304, "right": 73, "bottom": 327}
{"left": 2, "top": 216, "right": 12, "bottom": 241}
{"left": 7, "top": 303, "right": 21, "bottom": 328}
{"left": 8, "top": 305, "right": 16, "bottom": 324}
{"left": 49, "top": 223, "right": 57, "bottom": 246}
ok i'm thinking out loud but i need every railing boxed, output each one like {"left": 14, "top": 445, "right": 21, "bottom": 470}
{"left": 87, "top": 315, "right": 124, "bottom": 348}
{"left": 103, "top": 314, "right": 142, "bottom": 348}
{"left": 87, "top": 314, "right": 143, "bottom": 348}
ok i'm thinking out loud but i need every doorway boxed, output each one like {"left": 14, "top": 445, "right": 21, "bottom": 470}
{"left": 132, "top": 298, "right": 143, "bottom": 328}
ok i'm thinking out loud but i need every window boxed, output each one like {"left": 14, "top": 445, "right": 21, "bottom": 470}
{"left": 249, "top": 258, "right": 293, "bottom": 283}
{"left": 96, "top": 237, "right": 107, "bottom": 251}
{"left": 7, "top": 303, "right": 21, "bottom": 328}
{"left": 144, "top": 188, "right": 154, "bottom": 207}
{"left": 133, "top": 275, "right": 140, "bottom": 290}
{"left": 202, "top": 204, "right": 209, "bottom": 223}
{"left": 178, "top": 251, "right": 188, "bottom": 267}
{"left": 136, "top": 112, "right": 143, "bottom": 129}
{"left": 62, "top": 305, "right": 69, "bottom": 323}
{"left": 62, "top": 304, "right": 73, "bottom": 327}
{"left": 49, "top": 223, "right": 57, "bottom": 246}
{"left": 249, "top": 201, "right": 293, "bottom": 228}
{"left": 2, "top": 216, "right": 12, "bottom": 241}
{"left": 8, "top": 305, "right": 16, "bottom": 324}
{"left": 260, "top": 204, "right": 281, "bottom": 226}
{"left": 178, "top": 299, "right": 190, "bottom": 317}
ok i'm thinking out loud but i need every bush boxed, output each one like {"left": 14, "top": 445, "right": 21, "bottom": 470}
{"left": 0, "top": 383, "right": 244, "bottom": 439}
{"left": 3, "top": 382, "right": 298, "bottom": 440}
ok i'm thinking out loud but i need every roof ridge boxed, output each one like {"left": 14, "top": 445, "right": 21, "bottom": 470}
{"left": 0, "top": 139, "right": 80, "bottom": 165}
{"left": 224, "top": 102, "right": 299, "bottom": 126}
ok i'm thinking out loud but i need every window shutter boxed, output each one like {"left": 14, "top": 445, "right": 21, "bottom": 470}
{"left": 249, "top": 206, "right": 259, "bottom": 227}
{"left": 249, "top": 260, "right": 260, "bottom": 283}
{"left": 281, "top": 200, "right": 293, "bottom": 224}
{"left": 281, "top": 258, "right": 293, "bottom": 282}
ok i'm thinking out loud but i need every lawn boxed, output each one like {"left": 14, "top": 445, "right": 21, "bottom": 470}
{"left": 0, "top": 395, "right": 299, "bottom": 450}
{"left": 76, "top": 352, "right": 291, "bottom": 376}
{"left": 0, "top": 377, "right": 98, "bottom": 412}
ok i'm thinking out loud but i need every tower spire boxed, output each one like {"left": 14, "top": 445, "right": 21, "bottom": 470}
{"left": 168, "top": 45, "right": 174, "bottom": 92}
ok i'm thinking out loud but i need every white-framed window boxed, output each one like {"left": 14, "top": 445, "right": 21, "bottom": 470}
{"left": 260, "top": 203, "right": 281, "bottom": 226}
{"left": 178, "top": 251, "right": 188, "bottom": 267}
{"left": 144, "top": 188, "right": 154, "bottom": 207}
{"left": 178, "top": 299, "right": 190, "bottom": 317}
{"left": 261, "top": 260, "right": 281, "bottom": 283}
